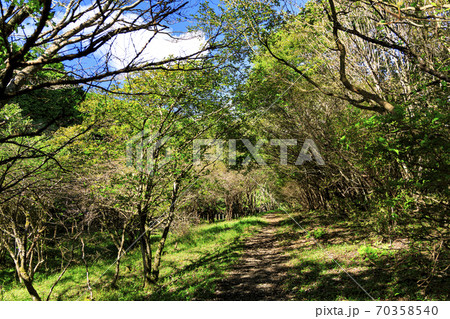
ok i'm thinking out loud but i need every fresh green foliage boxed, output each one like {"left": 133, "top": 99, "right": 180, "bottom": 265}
{"left": 306, "top": 228, "right": 326, "bottom": 240}
{"left": 358, "top": 245, "right": 389, "bottom": 262}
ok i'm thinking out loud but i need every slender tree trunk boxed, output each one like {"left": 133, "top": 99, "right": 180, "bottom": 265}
{"left": 17, "top": 266, "right": 41, "bottom": 301}
{"left": 150, "top": 181, "right": 179, "bottom": 282}
{"left": 81, "top": 238, "right": 93, "bottom": 300}
{"left": 12, "top": 235, "right": 41, "bottom": 301}
{"left": 150, "top": 215, "right": 173, "bottom": 282}
{"left": 139, "top": 207, "right": 153, "bottom": 288}
{"left": 111, "top": 226, "right": 126, "bottom": 288}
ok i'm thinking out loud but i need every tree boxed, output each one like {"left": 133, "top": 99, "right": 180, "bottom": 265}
{"left": 0, "top": 0, "right": 214, "bottom": 178}
{"left": 223, "top": 0, "right": 449, "bottom": 113}
{"left": 0, "top": 0, "right": 212, "bottom": 102}
{"left": 67, "top": 60, "right": 233, "bottom": 287}
{"left": 0, "top": 102, "right": 79, "bottom": 300}
{"left": 234, "top": 0, "right": 449, "bottom": 285}
{"left": 326, "top": 0, "right": 449, "bottom": 83}
{"left": 0, "top": 0, "right": 222, "bottom": 202}
{"left": 0, "top": 0, "right": 229, "bottom": 298}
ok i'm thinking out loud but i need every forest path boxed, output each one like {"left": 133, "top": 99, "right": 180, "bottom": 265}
{"left": 214, "top": 212, "right": 294, "bottom": 300}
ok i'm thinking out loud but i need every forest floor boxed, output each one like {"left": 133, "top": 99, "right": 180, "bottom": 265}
{"left": 212, "top": 211, "right": 449, "bottom": 301}
{"left": 1, "top": 211, "right": 448, "bottom": 300}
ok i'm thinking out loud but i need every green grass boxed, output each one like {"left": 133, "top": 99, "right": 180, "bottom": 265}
{"left": 0, "top": 216, "right": 267, "bottom": 301}
{"left": 2, "top": 210, "right": 447, "bottom": 301}
{"left": 274, "top": 210, "right": 449, "bottom": 301}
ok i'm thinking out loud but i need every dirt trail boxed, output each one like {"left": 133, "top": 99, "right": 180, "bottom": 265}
{"left": 214, "top": 212, "right": 293, "bottom": 300}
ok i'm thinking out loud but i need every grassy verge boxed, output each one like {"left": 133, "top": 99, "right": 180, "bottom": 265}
{"left": 275, "top": 210, "right": 449, "bottom": 301}
{"left": 1, "top": 216, "right": 267, "bottom": 301}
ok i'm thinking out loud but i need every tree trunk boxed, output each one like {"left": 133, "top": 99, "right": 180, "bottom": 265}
{"left": 139, "top": 209, "right": 153, "bottom": 288}
{"left": 12, "top": 234, "right": 41, "bottom": 301}
{"left": 17, "top": 266, "right": 41, "bottom": 301}
{"left": 111, "top": 227, "right": 126, "bottom": 288}
{"left": 151, "top": 215, "right": 173, "bottom": 282}
{"left": 150, "top": 181, "right": 179, "bottom": 282}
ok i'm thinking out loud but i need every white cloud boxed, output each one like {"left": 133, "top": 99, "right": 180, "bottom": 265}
{"left": 100, "top": 29, "right": 206, "bottom": 70}
{"left": 11, "top": 3, "right": 206, "bottom": 71}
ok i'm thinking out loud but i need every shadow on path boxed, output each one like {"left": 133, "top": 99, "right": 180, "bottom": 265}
{"left": 213, "top": 213, "right": 292, "bottom": 300}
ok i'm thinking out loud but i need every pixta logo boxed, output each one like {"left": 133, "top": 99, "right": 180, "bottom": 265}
{"left": 127, "top": 132, "right": 325, "bottom": 171}
{"left": 193, "top": 138, "right": 325, "bottom": 166}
